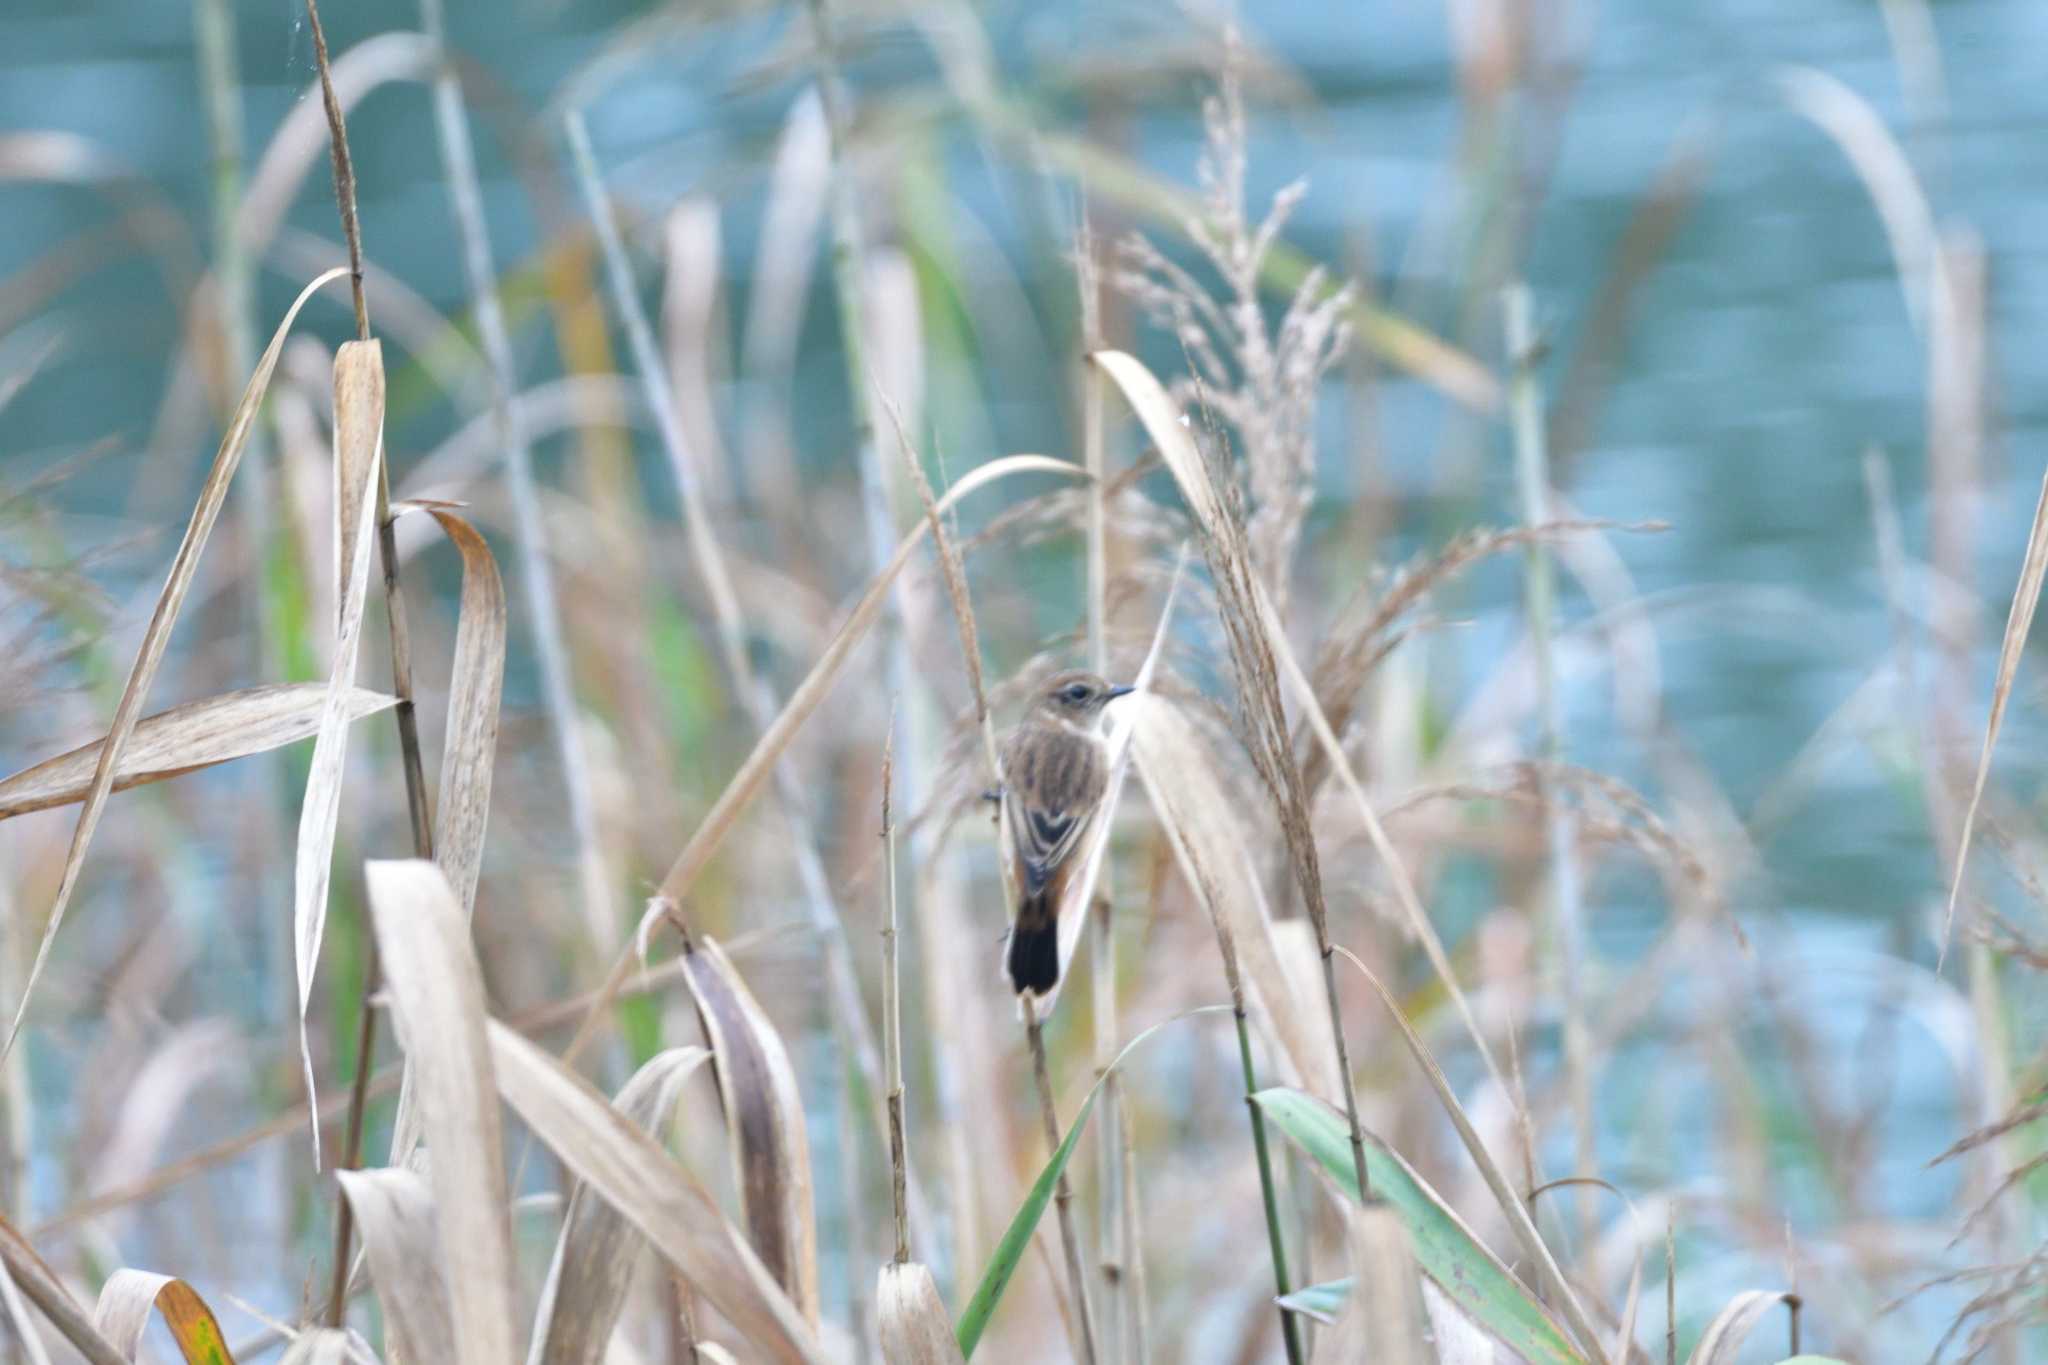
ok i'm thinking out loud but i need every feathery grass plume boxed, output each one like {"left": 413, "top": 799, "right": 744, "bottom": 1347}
{"left": 1112, "top": 31, "right": 1352, "bottom": 624}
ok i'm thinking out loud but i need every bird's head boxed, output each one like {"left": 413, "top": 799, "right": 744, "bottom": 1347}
{"left": 1034, "top": 669, "right": 1135, "bottom": 722}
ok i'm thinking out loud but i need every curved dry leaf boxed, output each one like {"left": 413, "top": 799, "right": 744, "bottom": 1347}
{"left": 91, "top": 1268, "right": 234, "bottom": 1364}
{"left": 0, "top": 1215, "right": 126, "bottom": 1365}
{"left": 530, "top": 1046, "right": 712, "bottom": 1365}
{"left": 334, "top": 1167, "right": 453, "bottom": 1365}
{"left": 683, "top": 937, "right": 819, "bottom": 1324}
{"left": 379, "top": 503, "right": 506, "bottom": 1172}
{"left": 0, "top": 684, "right": 396, "bottom": 821}
{"left": 484, "top": 1020, "right": 825, "bottom": 1364}
{"left": 1685, "top": 1290, "right": 1796, "bottom": 1365}
{"left": 877, "top": 1261, "right": 965, "bottom": 1365}
{"left": 395, "top": 502, "right": 506, "bottom": 917}
{"left": 0, "top": 266, "right": 348, "bottom": 1064}
{"left": 294, "top": 336, "right": 387, "bottom": 1167}
{"left": 361, "top": 860, "right": 517, "bottom": 1365}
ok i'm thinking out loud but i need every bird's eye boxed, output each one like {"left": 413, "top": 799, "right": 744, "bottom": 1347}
{"left": 1063, "top": 684, "right": 1090, "bottom": 703}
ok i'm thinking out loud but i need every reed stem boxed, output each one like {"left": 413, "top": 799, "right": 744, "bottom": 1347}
{"left": 302, "top": 0, "right": 435, "bottom": 1328}
{"left": 1504, "top": 284, "right": 1593, "bottom": 1241}
{"left": 1025, "top": 993, "right": 1101, "bottom": 1365}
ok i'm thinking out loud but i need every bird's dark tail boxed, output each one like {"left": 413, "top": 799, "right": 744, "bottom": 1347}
{"left": 1006, "top": 893, "right": 1060, "bottom": 995}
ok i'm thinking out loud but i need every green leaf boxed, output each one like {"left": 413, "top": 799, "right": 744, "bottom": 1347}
{"left": 1275, "top": 1277, "right": 1352, "bottom": 1325}
{"left": 956, "top": 1007, "right": 1226, "bottom": 1358}
{"left": 1253, "top": 1088, "right": 1586, "bottom": 1365}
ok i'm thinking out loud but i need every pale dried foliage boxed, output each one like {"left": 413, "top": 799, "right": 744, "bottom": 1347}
{"left": 0, "top": 7, "right": 2034, "bottom": 1365}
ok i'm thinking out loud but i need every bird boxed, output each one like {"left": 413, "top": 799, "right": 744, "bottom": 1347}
{"left": 998, "top": 669, "right": 1135, "bottom": 995}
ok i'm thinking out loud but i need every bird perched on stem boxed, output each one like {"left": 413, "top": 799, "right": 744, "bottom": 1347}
{"left": 998, "top": 670, "right": 1134, "bottom": 995}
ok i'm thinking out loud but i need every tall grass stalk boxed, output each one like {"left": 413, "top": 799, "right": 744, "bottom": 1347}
{"left": 564, "top": 107, "right": 924, "bottom": 1291}
{"left": 1075, "top": 218, "right": 1131, "bottom": 1362}
{"left": 1503, "top": 284, "right": 1590, "bottom": 1236}
{"left": 419, "top": 0, "right": 612, "bottom": 959}
{"left": 891, "top": 425, "right": 1100, "bottom": 1365}
{"left": 299, "top": 0, "right": 439, "bottom": 1330}
{"left": 881, "top": 722, "right": 909, "bottom": 1266}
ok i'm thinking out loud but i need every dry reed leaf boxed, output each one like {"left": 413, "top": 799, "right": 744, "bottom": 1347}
{"left": 332, "top": 343, "right": 381, "bottom": 632}
{"left": 877, "top": 1261, "right": 965, "bottom": 1365}
{"left": 0, "top": 683, "right": 395, "bottom": 820}
{"left": 294, "top": 337, "right": 387, "bottom": 1167}
{"left": 0, "top": 265, "right": 347, "bottom": 1063}
{"left": 0, "top": 1215, "right": 127, "bottom": 1365}
{"left": 1317, "top": 1205, "right": 1423, "bottom": 1365}
{"left": 1685, "top": 1290, "right": 1796, "bottom": 1364}
{"left": 1940, "top": 465, "right": 2048, "bottom": 958}
{"left": 91, "top": 1268, "right": 234, "bottom": 1364}
{"left": 396, "top": 503, "right": 506, "bottom": 916}
{"left": 485, "top": 1019, "right": 826, "bottom": 1365}
{"left": 361, "top": 860, "right": 517, "bottom": 1365}
{"left": 682, "top": 937, "right": 820, "bottom": 1325}
{"left": 1126, "top": 693, "right": 1329, "bottom": 1099}
{"left": 0, "top": 1249, "right": 54, "bottom": 1365}
{"left": 530, "top": 1046, "right": 711, "bottom": 1365}
{"left": 333, "top": 1166, "right": 454, "bottom": 1365}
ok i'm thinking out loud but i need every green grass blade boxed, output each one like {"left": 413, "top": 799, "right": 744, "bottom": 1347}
{"left": 956, "top": 1007, "right": 1226, "bottom": 1358}
{"left": 1253, "top": 1087, "right": 1587, "bottom": 1365}
{"left": 1275, "top": 1277, "right": 1352, "bottom": 1325}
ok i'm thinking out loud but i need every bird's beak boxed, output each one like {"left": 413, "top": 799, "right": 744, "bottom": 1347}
{"left": 1106, "top": 684, "right": 1136, "bottom": 700}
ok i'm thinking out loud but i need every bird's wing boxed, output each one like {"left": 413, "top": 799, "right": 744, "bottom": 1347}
{"left": 1002, "top": 728, "right": 1106, "bottom": 893}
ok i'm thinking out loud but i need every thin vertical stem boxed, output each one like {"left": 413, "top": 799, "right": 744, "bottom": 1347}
{"left": 419, "top": 0, "right": 612, "bottom": 955}
{"left": 1077, "top": 218, "right": 1125, "bottom": 1362}
{"left": 1504, "top": 284, "right": 1592, "bottom": 1238}
{"left": 1025, "top": 995, "right": 1100, "bottom": 1365}
{"left": 1235, "top": 1008, "right": 1304, "bottom": 1365}
{"left": 303, "top": 0, "right": 435, "bottom": 1328}
{"left": 881, "top": 722, "right": 909, "bottom": 1266}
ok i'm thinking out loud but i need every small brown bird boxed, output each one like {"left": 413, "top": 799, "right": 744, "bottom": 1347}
{"left": 999, "top": 670, "right": 1134, "bottom": 995}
